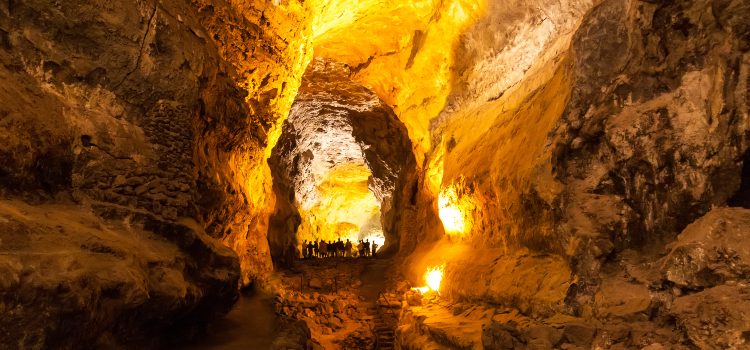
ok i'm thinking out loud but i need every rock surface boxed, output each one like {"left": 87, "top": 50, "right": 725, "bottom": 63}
{"left": 1, "top": 0, "right": 750, "bottom": 348}
{"left": 0, "top": 200, "right": 238, "bottom": 348}
{"left": 270, "top": 258, "right": 398, "bottom": 350}
{"left": 671, "top": 285, "right": 750, "bottom": 350}
{"left": 661, "top": 207, "right": 750, "bottom": 289}
{"left": 0, "top": 0, "right": 249, "bottom": 346}
{"left": 397, "top": 0, "right": 750, "bottom": 331}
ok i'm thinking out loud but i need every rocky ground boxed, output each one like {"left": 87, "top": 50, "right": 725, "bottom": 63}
{"left": 269, "top": 257, "right": 404, "bottom": 350}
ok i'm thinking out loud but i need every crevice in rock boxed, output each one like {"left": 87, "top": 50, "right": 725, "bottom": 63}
{"left": 112, "top": 1, "right": 158, "bottom": 91}
{"left": 728, "top": 149, "right": 750, "bottom": 208}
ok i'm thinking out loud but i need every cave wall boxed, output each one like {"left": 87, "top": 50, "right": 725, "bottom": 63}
{"left": 189, "top": 0, "right": 319, "bottom": 285}
{"left": 1, "top": 0, "right": 748, "bottom": 345}
{"left": 404, "top": 0, "right": 750, "bottom": 316}
{"left": 0, "top": 0, "right": 278, "bottom": 346}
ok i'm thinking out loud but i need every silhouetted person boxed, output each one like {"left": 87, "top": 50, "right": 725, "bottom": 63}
{"left": 345, "top": 239, "right": 352, "bottom": 257}
{"left": 313, "top": 240, "right": 319, "bottom": 258}
{"left": 372, "top": 242, "right": 378, "bottom": 257}
{"left": 306, "top": 241, "right": 314, "bottom": 259}
{"left": 302, "top": 240, "right": 308, "bottom": 258}
{"left": 319, "top": 240, "right": 327, "bottom": 258}
{"left": 328, "top": 240, "right": 336, "bottom": 258}
{"left": 337, "top": 238, "right": 344, "bottom": 257}
{"left": 357, "top": 240, "right": 364, "bottom": 257}
{"left": 364, "top": 240, "right": 370, "bottom": 257}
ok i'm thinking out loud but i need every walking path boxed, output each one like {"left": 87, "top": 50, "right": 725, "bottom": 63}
{"left": 177, "top": 257, "right": 402, "bottom": 349}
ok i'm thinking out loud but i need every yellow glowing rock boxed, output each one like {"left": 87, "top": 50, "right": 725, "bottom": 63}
{"left": 311, "top": 0, "right": 489, "bottom": 161}
{"left": 437, "top": 183, "right": 475, "bottom": 237}
{"left": 296, "top": 162, "right": 381, "bottom": 244}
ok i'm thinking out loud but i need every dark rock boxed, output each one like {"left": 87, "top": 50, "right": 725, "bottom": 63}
{"left": 562, "top": 323, "right": 596, "bottom": 347}
{"left": 482, "top": 321, "right": 522, "bottom": 349}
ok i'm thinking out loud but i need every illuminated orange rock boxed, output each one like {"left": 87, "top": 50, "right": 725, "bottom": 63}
{"left": 1, "top": 0, "right": 750, "bottom": 347}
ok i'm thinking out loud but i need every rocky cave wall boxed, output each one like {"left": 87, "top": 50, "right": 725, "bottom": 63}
{"left": 268, "top": 59, "right": 416, "bottom": 258}
{"left": 402, "top": 0, "right": 750, "bottom": 319}
{"left": 0, "top": 0, "right": 330, "bottom": 289}
{"left": 0, "top": 0, "right": 264, "bottom": 347}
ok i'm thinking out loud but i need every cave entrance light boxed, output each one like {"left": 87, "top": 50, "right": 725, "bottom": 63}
{"left": 297, "top": 160, "right": 385, "bottom": 248}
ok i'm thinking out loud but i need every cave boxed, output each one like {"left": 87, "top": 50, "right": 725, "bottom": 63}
{"left": 1, "top": 1, "right": 750, "bottom": 349}
{"left": 266, "top": 58, "right": 417, "bottom": 266}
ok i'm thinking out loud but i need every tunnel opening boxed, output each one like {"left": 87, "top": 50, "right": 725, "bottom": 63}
{"left": 267, "top": 58, "right": 416, "bottom": 266}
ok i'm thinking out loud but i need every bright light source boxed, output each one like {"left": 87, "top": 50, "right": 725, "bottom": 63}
{"left": 413, "top": 264, "right": 445, "bottom": 294}
{"left": 425, "top": 265, "right": 444, "bottom": 292}
{"left": 363, "top": 233, "right": 385, "bottom": 251}
{"left": 438, "top": 186, "right": 470, "bottom": 235}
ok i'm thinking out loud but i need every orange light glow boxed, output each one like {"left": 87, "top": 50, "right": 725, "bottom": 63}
{"left": 413, "top": 264, "right": 445, "bottom": 294}
{"left": 438, "top": 186, "right": 472, "bottom": 236}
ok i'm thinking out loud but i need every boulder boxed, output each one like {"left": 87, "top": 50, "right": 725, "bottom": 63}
{"left": 594, "top": 278, "right": 652, "bottom": 319}
{"left": 671, "top": 285, "right": 750, "bottom": 350}
{"left": 661, "top": 208, "right": 750, "bottom": 289}
{"left": 562, "top": 323, "right": 596, "bottom": 347}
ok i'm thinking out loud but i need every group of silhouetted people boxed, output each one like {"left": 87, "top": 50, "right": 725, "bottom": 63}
{"left": 301, "top": 238, "right": 378, "bottom": 259}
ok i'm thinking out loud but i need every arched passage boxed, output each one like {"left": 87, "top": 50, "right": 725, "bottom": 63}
{"left": 267, "top": 58, "right": 417, "bottom": 263}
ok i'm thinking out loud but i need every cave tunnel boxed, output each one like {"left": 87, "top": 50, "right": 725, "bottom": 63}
{"left": 1, "top": 0, "right": 750, "bottom": 349}
{"left": 267, "top": 58, "right": 416, "bottom": 265}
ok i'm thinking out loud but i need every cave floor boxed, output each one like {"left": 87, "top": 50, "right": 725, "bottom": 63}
{"left": 272, "top": 256, "right": 404, "bottom": 349}
{"left": 172, "top": 255, "right": 691, "bottom": 349}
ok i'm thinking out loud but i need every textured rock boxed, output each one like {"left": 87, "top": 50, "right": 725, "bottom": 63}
{"left": 2, "top": 0, "right": 750, "bottom": 347}
{"left": 661, "top": 207, "right": 750, "bottom": 289}
{"left": 594, "top": 278, "right": 652, "bottom": 319}
{"left": 0, "top": 200, "right": 238, "bottom": 348}
{"left": 399, "top": 0, "right": 750, "bottom": 321}
{"left": 0, "top": 0, "right": 251, "bottom": 346}
{"left": 671, "top": 285, "right": 750, "bottom": 350}
{"left": 445, "top": 247, "right": 572, "bottom": 315}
